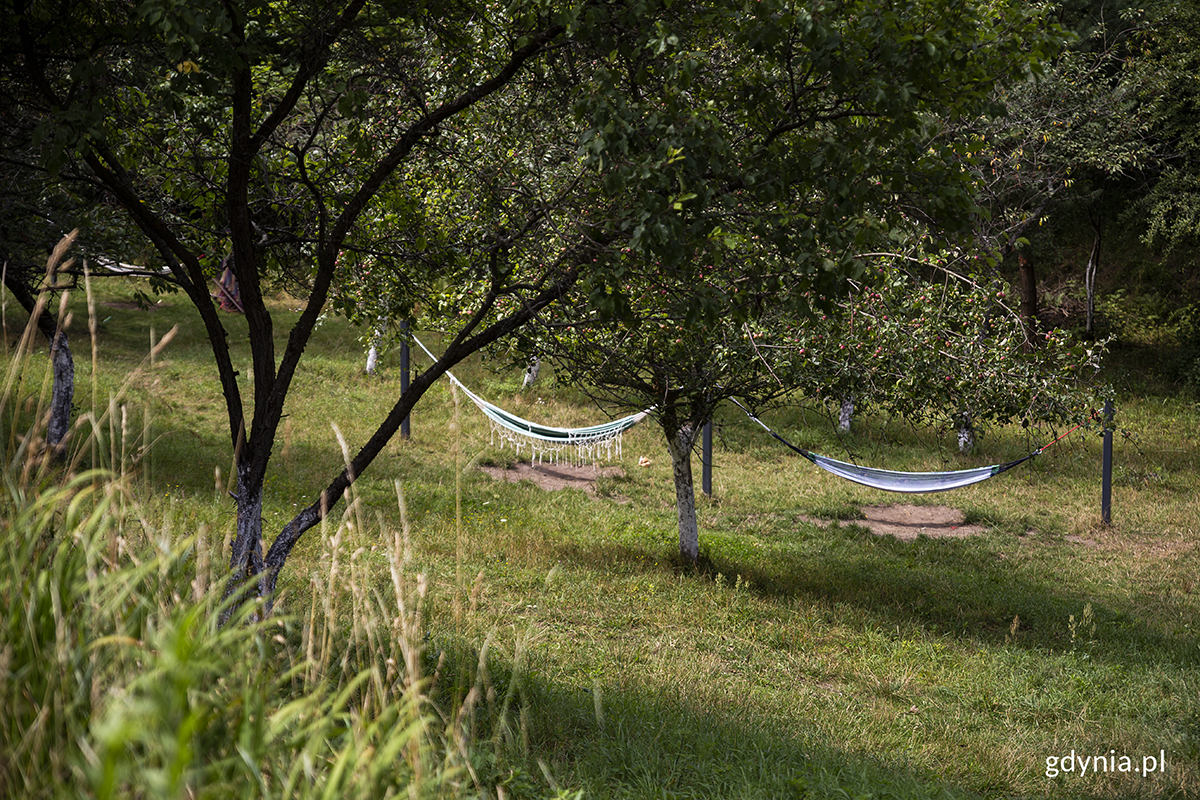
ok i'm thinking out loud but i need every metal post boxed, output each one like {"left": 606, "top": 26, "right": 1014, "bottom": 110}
{"left": 1101, "top": 400, "right": 1113, "bottom": 525}
{"left": 400, "top": 320, "right": 411, "bottom": 440}
{"left": 702, "top": 418, "right": 713, "bottom": 497}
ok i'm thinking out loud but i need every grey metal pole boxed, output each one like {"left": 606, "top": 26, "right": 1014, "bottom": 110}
{"left": 1101, "top": 400, "right": 1113, "bottom": 524}
{"left": 702, "top": 418, "right": 713, "bottom": 497}
{"left": 400, "top": 320, "right": 411, "bottom": 440}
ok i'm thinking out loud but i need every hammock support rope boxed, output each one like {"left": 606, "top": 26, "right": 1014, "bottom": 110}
{"left": 412, "top": 336, "right": 650, "bottom": 463}
{"left": 731, "top": 399, "right": 1084, "bottom": 493}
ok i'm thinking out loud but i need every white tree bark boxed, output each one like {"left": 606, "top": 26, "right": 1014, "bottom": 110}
{"left": 522, "top": 357, "right": 541, "bottom": 389}
{"left": 365, "top": 320, "right": 385, "bottom": 375}
{"left": 664, "top": 423, "right": 700, "bottom": 563}
{"left": 1085, "top": 228, "right": 1100, "bottom": 338}
{"left": 957, "top": 414, "right": 975, "bottom": 453}
{"left": 838, "top": 396, "right": 854, "bottom": 433}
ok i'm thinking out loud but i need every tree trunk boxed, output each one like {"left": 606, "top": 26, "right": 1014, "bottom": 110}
{"left": 1085, "top": 227, "right": 1101, "bottom": 339}
{"left": 664, "top": 422, "right": 700, "bottom": 564}
{"left": 3, "top": 270, "right": 74, "bottom": 456}
{"left": 838, "top": 396, "right": 854, "bottom": 433}
{"left": 522, "top": 357, "right": 541, "bottom": 389}
{"left": 47, "top": 329, "right": 73, "bottom": 453}
{"left": 1018, "top": 253, "right": 1039, "bottom": 350}
{"left": 221, "top": 465, "right": 266, "bottom": 623}
{"left": 956, "top": 412, "right": 975, "bottom": 454}
{"left": 366, "top": 320, "right": 384, "bottom": 375}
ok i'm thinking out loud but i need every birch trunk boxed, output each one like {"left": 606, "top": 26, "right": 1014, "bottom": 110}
{"left": 366, "top": 320, "right": 385, "bottom": 375}
{"left": 1085, "top": 228, "right": 1100, "bottom": 339}
{"left": 957, "top": 413, "right": 975, "bottom": 454}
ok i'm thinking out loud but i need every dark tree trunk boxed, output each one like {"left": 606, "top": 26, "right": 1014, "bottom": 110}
{"left": 46, "top": 328, "right": 73, "bottom": 451}
{"left": 1018, "top": 253, "right": 1039, "bottom": 350}
{"left": 1085, "top": 226, "right": 1101, "bottom": 339}
{"left": 3, "top": 270, "right": 74, "bottom": 455}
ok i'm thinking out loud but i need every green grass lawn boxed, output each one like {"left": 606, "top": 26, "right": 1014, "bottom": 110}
{"left": 4, "top": 279, "right": 1198, "bottom": 799}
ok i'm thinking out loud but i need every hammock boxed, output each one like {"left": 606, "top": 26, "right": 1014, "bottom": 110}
{"left": 413, "top": 336, "right": 650, "bottom": 463}
{"left": 731, "top": 399, "right": 1074, "bottom": 494}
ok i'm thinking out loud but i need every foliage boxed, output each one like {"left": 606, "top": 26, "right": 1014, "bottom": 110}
{"left": 965, "top": 3, "right": 1157, "bottom": 255}
{"left": 1097, "top": 290, "right": 1197, "bottom": 348}
{"left": 567, "top": 0, "right": 1068, "bottom": 317}
{"left": 759, "top": 252, "right": 1110, "bottom": 441}
{"left": 1129, "top": 3, "right": 1200, "bottom": 253}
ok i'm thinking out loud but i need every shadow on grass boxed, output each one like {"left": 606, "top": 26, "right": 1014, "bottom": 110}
{"left": 550, "top": 519, "right": 1198, "bottom": 674}
{"left": 425, "top": 636, "right": 1136, "bottom": 800}
{"left": 525, "top": 678, "right": 968, "bottom": 799}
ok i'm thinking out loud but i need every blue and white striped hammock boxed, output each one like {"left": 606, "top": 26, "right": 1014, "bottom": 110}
{"left": 413, "top": 336, "right": 650, "bottom": 463}
{"left": 733, "top": 400, "right": 1039, "bottom": 493}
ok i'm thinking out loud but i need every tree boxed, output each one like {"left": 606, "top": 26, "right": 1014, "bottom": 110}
{"left": 531, "top": 0, "right": 1070, "bottom": 563}
{"left": 7, "top": 0, "right": 636, "bottom": 611}
{"left": 762, "top": 251, "right": 1108, "bottom": 449}
{"left": 967, "top": 3, "right": 1157, "bottom": 339}
{"left": 1130, "top": 3, "right": 1200, "bottom": 255}
{"left": 546, "top": 256, "right": 796, "bottom": 564}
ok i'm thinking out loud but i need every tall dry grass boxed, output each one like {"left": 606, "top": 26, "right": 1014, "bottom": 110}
{"left": 1, "top": 236, "right": 566, "bottom": 799}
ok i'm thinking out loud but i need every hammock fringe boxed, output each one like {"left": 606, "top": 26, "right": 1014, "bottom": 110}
{"left": 414, "top": 336, "right": 650, "bottom": 464}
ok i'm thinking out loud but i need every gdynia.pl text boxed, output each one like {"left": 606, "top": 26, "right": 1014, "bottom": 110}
{"left": 1045, "top": 749, "right": 1167, "bottom": 778}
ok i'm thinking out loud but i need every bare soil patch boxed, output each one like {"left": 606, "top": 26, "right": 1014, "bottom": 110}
{"left": 480, "top": 461, "right": 627, "bottom": 501}
{"left": 858, "top": 504, "right": 988, "bottom": 540}
{"left": 801, "top": 504, "right": 990, "bottom": 540}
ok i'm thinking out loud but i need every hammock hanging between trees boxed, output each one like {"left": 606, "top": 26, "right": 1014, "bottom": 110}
{"left": 731, "top": 399, "right": 1083, "bottom": 494}
{"left": 412, "top": 336, "right": 651, "bottom": 463}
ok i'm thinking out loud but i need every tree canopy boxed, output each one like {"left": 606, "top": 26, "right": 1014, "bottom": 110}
{"left": 6, "top": 0, "right": 1077, "bottom": 581}
{"left": 514, "top": 0, "right": 1075, "bottom": 562}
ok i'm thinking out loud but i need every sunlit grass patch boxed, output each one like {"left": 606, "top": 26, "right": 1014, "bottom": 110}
{"left": 5, "top": 274, "right": 1198, "bottom": 799}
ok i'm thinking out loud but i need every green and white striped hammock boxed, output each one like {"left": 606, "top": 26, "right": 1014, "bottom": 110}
{"left": 733, "top": 400, "right": 1045, "bottom": 494}
{"left": 414, "top": 336, "right": 650, "bottom": 463}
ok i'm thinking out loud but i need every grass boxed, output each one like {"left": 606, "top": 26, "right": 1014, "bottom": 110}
{"left": 3, "top": 272, "right": 1199, "bottom": 798}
